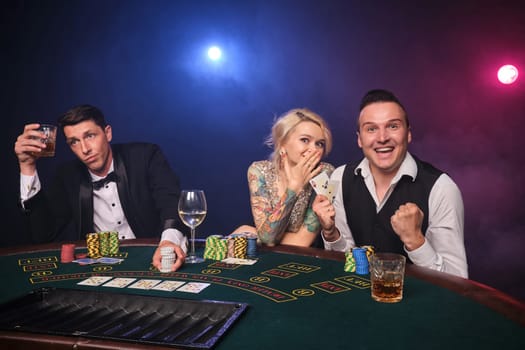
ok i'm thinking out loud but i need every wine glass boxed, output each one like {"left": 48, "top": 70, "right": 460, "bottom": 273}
{"left": 178, "top": 190, "right": 207, "bottom": 264}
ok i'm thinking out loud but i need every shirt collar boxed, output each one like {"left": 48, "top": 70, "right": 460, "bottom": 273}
{"left": 354, "top": 152, "right": 417, "bottom": 183}
{"left": 89, "top": 161, "right": 115, "bottom": 182}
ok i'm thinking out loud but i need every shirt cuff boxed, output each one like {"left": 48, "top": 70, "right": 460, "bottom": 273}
{"left": 322, "top": 231, "right": 348, "bottom": 251}
{"left": 20, "top": 172, "right": 41, "bottom": 202}
{"left": 405, "top": 239, "right": 440, "bottom": 268}
{"left": 161, "top": 228, "right": 188, "bottom": 254}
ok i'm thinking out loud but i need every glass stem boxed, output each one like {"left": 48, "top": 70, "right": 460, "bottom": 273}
{"left": 190, "top": 227, "right": 196, "bottom": 256}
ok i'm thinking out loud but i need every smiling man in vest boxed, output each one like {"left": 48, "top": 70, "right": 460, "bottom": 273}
{"left": 313, "top": 89, "right": 468, "bottom": 278}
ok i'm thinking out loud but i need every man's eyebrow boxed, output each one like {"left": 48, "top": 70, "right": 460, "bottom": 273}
{"left": 66, "top": 130, "right": 94, "bottom": 143}
{"left": 361, "top": 118, "right": 403, "bottom": 125}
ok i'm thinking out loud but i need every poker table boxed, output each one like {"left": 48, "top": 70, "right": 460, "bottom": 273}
{"left": 0, "top": 239, "right": 524, "bottom": 349}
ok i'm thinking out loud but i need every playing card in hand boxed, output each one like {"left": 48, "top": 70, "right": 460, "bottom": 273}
{"left": 309, "top": 172, "right": 329, "bottom": 195}
{"left": 310, "top": 172, "right": 338, "bottom": 202}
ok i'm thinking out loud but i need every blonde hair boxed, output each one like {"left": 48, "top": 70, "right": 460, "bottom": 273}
{"left": 265, "top": 108, "right": 332, "bottom": 168}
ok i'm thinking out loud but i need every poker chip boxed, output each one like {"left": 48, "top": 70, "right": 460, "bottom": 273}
{"left": 344, "top": 250, "right": 356, "bottom": 273}
{"left": 98, "top": 232, "right": 110, "bottom": 256}
{"left": 361, "top": 245, "right": 375, "bottom": 258}
{"left": 108, "top": 231, "right": 120, "bottom": 255}
{"left": 227, "top": 237, "right": 235, "bottom": 258}
{"left": 204, "top": 235, "right": 228, "bottom": 261}
{"left": 160, "top": 246, "right": 176, "bottom": 273}
{"left": 86, "top": 233, "right": 101, "bottom": 258}
{"left": 352, "top": 248, "right": 369, "bottom": 275}
{"left": 86, "top": 231, "right": 119, "bottom": 258}
{"left": 246, "top": 234, "right": 258, "bottom": 259}
{"left": 60, "top": 243, "right": 75, "bottom": 263}
{"left": 233, "top": 236, "right": 247, "bottom": 259}
{"left": 204, "top": 233, "right": 255, "bottom": 261}
{"left": 160, "top": 246, "right": 174, "bottom": 255}
{"left": 160, "top": 258, "right": 175, "bottom": 273}
{"left": 344, "top": 245, "right": 375, "bottom": 273}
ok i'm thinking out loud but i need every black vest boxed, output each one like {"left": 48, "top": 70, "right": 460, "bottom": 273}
{"left": 342, "top": 156, "right": 443, "bottom": 259}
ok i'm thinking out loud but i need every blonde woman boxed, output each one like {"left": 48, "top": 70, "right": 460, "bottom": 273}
{"left": 233, "top": 108, "right": 334, "bottom": 247}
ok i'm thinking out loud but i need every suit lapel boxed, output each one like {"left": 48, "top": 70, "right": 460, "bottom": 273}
{"left": 78, "top": 169, "right": 94, "bottom": 238}
{"left": 113, "top": 147, "right": 141, "bottom": 233}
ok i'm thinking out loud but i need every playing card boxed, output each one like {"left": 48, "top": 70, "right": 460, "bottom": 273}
{"left": 97, "top": 257, "right": 124, "bottom": 264}
{"left": 309, "top": 172, "right": 330, "bottom": 196}
{"left": 77, "top": 276, "right": 113, "bottom": 286}
{"left": 177, "top": 282, "right": 210, "bottom": 294}
{"left": 102, "top": 278, "right": 136, "bottom": 288}
{"left": 326, "top": 180, "right": 339, "bottom": 203}
{"left": 72, "top": 258, "right": 98, "bottom": 265}
{"left": 151, "top": 280, "right": 186, "bottom": 292}
{"left": 222, "top": 257, "right": 257, "bottom": 265}
{"left": 127, "top": 279, "right": 163, "bottom": 290}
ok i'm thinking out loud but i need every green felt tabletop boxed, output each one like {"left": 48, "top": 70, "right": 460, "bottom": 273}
{"left": 1, "top": 246, "right": 524, "bottom": 349}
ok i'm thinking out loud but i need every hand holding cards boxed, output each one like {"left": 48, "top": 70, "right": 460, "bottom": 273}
{"left": 309, "top": 172, "right": 339, "bottom": 202}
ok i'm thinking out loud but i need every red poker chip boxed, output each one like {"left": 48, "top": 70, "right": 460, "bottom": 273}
{"left": 61, "top": 243, "right": 76, "bottom": 263}
{"left": 75, "top": 253, "right": 88, "bottom": 259}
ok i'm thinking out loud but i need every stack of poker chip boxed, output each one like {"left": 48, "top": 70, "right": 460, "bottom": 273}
{"left": 352, "top": 248, "right": 369, "bottom": 275}
{"left": 203, "top": 235, "right": 228, "bottom": 261}
{"left": 233, "top": 235, "right": 247, "bottom": 259}
{"left": 246, "top": 233, "right": 258, "bottom": 259}
{"left": 108, "top": 231, "right": 120, "bottom": 255}
{"left": 361, "top": 245, "right": 375, "bottom": 259}
{"left": 60, "top": 243, "right": 76, "bottom": 263}
{"left": 344, "top": 245, "right": 375, "bottom": 273}
{"left": 86, "top": 232, "right": 101, "bottom": 258}
{"left": 344, "top": 250, "right": 357, "bottom": 273}
{"left": 98, "top": 231, "right": 110, "bottom": 256}
{"left": 227, "top": 237, "right": 235, "bottom": 258}
{"left": 227, "top": 232, "right": 259, "bottom": 259}
{"left": 203, "top": 232, "right": 258, "bottom": 261}
{"left": 160, "top": 246, "right": 176, "bottom": 273}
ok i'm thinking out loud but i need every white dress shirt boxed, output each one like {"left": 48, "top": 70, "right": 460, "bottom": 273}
{"left": 20, "top": 164, "right": 186, "bottom": 251}
{"left": 324, "top": 152, "right": 468, "bottom": 278}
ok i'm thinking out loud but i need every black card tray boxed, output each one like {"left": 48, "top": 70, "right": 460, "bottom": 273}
{"left": 0, "top": 287, "right": 248, "bottom": 349}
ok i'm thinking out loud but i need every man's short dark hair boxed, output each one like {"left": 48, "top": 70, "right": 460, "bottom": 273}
{"left": 358, "top": 89, "right": 410, "bottom": 128}
{"left": 58, "top": 104, "right": 107, "bottom": 132}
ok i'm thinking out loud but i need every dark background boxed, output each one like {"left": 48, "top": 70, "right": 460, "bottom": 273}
{"left": 2, "top": 0, "right": 524, "bottom": 301}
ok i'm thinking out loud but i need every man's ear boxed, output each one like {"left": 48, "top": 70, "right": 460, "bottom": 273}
{"left": 356, "top": 131, "right": 363, "bottom": 149}
{"left": 105, "top": 125, "right": 113, "bottom": 142}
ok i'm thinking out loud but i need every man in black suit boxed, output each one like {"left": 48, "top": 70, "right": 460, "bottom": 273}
{"left": 14, "top": 104, "right": 186, "bottom": 271}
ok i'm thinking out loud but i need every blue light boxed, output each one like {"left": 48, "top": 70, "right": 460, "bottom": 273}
{"left": 207, "top": 46, "right": 222, "bottom": 61}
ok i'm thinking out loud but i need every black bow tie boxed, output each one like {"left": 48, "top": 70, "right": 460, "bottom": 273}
{"left": 92, "top": 172, "right": 118, "bottom": 190}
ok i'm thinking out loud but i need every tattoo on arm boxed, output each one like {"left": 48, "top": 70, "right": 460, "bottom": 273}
{"left": 249, "top": 169, "right": 297, "bottom": 245}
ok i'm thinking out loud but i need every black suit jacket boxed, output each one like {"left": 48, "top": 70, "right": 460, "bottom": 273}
{"left": 22, "top": 143, "right": 186, "bottom": 243}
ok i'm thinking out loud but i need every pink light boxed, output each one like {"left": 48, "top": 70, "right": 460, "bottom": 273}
{"left": 497, "top": 65, "right": 519, "bottom": 84}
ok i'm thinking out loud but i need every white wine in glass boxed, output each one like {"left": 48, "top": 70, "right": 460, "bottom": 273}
{"left": 178, "top": 190, "right": 207, "bottom": 263}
